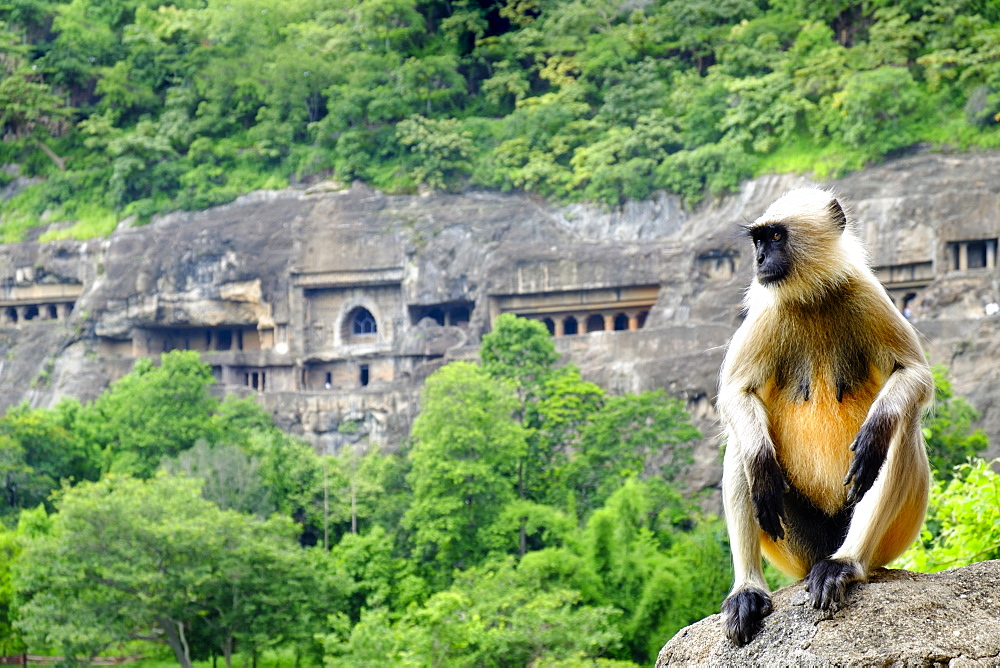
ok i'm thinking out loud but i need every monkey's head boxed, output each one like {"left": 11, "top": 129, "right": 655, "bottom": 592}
{"left": 745, "top": 188, "right": 864, "bottom": 301}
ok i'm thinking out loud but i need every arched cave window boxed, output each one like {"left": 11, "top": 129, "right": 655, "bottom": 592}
{"left": 613, "top": 313, "right": 629, "bottom": 331}
{"left": 541, "top": 318, "right": 555, "bottom": 335}
{"left": 6, "top": 307, "right": 17, "bottom": 323}
{"left": 47, "top": 304, "right": 58, "bottom": 319}
{"left": 586, "top": 314, "right": 605, "bottom": 333}
{"left": 563, "top": 316, "right": 578, "bottom": 336}
{"left": 350, "top": 308, "right": 377, "bottom": 336}
{"left": 24, "top": 305, "right": 38, "bottom": 321}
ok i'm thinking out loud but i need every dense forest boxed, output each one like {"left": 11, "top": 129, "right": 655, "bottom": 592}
{"left": 3, "top": 0, "right": 1000, "bottom": 664}
{"left": 0, "top": 315, "right": 994, "bottom": 666}
{"left": 2, "top": 0, "right": 1000, "bottom": 241}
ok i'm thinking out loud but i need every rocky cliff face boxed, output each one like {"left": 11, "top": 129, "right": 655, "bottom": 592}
{"left": 2, "top": 150, "right": 999, "bottom": 479}
{"left": 656, "top": 560, "right": 1000, "bottom": 667}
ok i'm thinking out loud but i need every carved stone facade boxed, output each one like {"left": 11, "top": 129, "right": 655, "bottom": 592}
{"left": 2, "top": 151, "right": 1000, "bottom": 468}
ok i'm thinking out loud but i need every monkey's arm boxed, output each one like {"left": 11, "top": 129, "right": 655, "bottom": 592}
{"left": 843, "top": 337, "right": 934, "bottom": 504}
{"left": 718, "top": 360, "right": 787, "bottom": 542}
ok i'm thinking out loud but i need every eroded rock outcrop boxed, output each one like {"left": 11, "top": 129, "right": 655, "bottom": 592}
{"left": 656, "top": 560, "right": 1000, "bottom": 667}
{"left": 1, "top": 149, "right": 1000, "bottom": 468}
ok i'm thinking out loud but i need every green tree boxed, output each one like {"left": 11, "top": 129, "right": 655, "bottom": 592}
{"left": 923, "top": 365, "right": 988, "bottom": 479}
{"left": 14, "top": 474, "right": 326, "bottom": 667}
{"left": 83, "top": 350, "right": 220, "bottom": 477}
{"left": 162, "top": 440, "right": 275, "bottom": 518}
{"left": 322, "top": 557, "right": 626, "bottom": 666}
{"left": 527, "top": 367, "right": 605, "bottom": 508}
{"left": 245, "top": 430, "right": 336, "bottom": 545}
{"left": 480, "top": 313, "right": 558, "bottom": 389}
{"left": 896, "top": 458, "right": 1000, "bottom": 572}
{"left": 582, "top": 478, "right": 725, "bottom": 663}
{"left": 396, "top": 114, "right": 475, "bottom": 191}
{"left": 402, "top": 362, "right": 527, "bottom": 577}
{"left": 0, "top": 403, "right": 100, "bottom": 520}
{"left": 0, "top": 520, "right": 25, "bottom": 656}
{"left": 821, "top": 66, "right": 925, "bottom": 158}
{"left": 567, "top": 390, "right": 700, "bottom": 516}
{"left": 329, "top": 525, "right": 428, "bottom": 622}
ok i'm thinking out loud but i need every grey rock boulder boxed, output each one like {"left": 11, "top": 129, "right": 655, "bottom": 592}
{"left": 657, "top": 560, "right": 1000, "bottom": 667}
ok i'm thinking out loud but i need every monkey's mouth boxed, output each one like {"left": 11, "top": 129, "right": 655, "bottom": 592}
{"left": 757, "top": 270, "right": 787, "bottom": 285}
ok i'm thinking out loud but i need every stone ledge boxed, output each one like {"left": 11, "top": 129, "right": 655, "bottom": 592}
{"left": 657, "top": 560, "right": 1000, "bottom": 667}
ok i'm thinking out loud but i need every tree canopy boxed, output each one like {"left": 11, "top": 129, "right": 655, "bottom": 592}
{"left": 0, "top": 317, "right": 993, "bottom": 665}
{"left": 3, "top": 0, "right": 1000, "bottom": 240}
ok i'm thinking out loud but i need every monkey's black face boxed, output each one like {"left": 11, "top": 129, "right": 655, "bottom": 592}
{"left": 751, "top": 224, "right": 791, "bottom": 285}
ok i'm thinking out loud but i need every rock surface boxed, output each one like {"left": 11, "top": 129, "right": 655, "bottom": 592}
{"left": 657, "top": 560, "right": 1000, "bottom": 667}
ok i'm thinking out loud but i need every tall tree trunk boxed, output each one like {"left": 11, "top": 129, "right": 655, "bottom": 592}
{"left": 159, "top": 617, "right": 193, "bottom": 668}
{"left": 518, "top": 460, "right": 527, "bottom": 556}
{"left": 34, "top": 138, "right": 66, "bottom": 171}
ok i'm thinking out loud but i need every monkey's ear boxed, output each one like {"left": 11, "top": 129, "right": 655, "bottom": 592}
{"left": 828, "top": 198, "right": 847, "bottom": 231}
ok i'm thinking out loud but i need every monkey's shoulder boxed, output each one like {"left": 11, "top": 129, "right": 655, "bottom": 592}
{"left": 732, "top": 291, "right": 903, "bottom": 399}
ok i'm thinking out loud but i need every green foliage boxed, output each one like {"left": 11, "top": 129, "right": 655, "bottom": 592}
{"left": 0, "top": 521, "right": 25, "bottom": 655}
{"left": 4, "top": 0, "right": 1000, "bottom": 233}
{"left": 566, "top": 390, "right": 700, "bottom": 515}
{"left": 0, "top": 402, "right": 100, "bottom": 521}
{"left": 403, "top": 361, "right": 528, "bottom": 576}
{"left": 14, "top": 474, "right": 335, "bottom": 667}
{"left": 82, "top": 350, "right": 220, "bottom": 477}
{"left": 322, "top": 556, "right": 627, "bottom": 667}
{"left": 161, "top": 440, "right": 275, "bottom": 518}
{"left": 580, "top": 479, "right": 728, "bottom": 662}
{"left": 820, "top": 66, "right": 926, "bottom": 160}
{"left": 923, "top": 365, "right": 988, "bottom": 479}
{"left": 896, "top": 458, "right": 1000, "bottom": 572}
{"left": 481, "top": 312, "right": 559, "bottom": 387}
{"left": 10, "top": 322, "right": 992, "bottom": 664}
{"left": 396, "top": 115, "right": 475, "bottom": 191}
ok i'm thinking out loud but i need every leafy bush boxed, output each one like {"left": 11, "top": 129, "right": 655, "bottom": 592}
{"left": 896, "top": 458, "right": 1000, "bottom": 572}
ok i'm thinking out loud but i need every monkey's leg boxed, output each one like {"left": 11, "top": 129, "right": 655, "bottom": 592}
{"left": 721, "top": 436, "right": 773, "bottom": 646}
{"left": 806, "top": 412, "right": 929, "bottom": 610}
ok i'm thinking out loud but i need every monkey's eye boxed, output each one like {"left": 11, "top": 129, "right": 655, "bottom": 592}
{"left": 772, "top": 231, "right": 783, "bottom": 242}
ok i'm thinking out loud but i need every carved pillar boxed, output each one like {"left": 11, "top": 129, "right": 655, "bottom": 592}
{"left": 15, "top": 306, "right": 27, "bottom": 322}
{"left": 603, "top": 314, "right": 614, "bottom": 331}
{"left": 628, "top": 313, "right": 639, "bottom": 331}
{"left": 959, "top": 242, "right": 969, "bottom": 271}
{"left": 554, "top": 318, "right": 565, "bottom": 337}
{"left": 988, "top": 240, "right": 997, "bottom": 269}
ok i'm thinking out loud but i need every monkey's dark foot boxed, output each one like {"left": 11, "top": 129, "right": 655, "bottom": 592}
{"left": 804, "top": 558, "right": 861, "bottom": 610}
{"left": 722, "top": 586, "right": 773, "bottom": 646}
{"left": 750, "top": 447, "right": 788, "bottom": 541}
{"left": 844, "top": 411, "right": 896, "bottom": 504}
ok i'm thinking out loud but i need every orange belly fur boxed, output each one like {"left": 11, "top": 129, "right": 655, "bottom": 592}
{"left": 758, "top": 365, "right": 887, "bottom": 516}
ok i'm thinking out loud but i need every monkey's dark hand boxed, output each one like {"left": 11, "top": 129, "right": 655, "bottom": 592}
{"left": 722, "top": 586, "right": 772, "bottom": 646}
{"left": 844, "top": 411, "right": 896, "bottom": 505}
{"left": 804, "top": 558, "right": 861, "bottom": 610}
{"left": 750, "top": 448, "right": 788, "bottom": 541}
